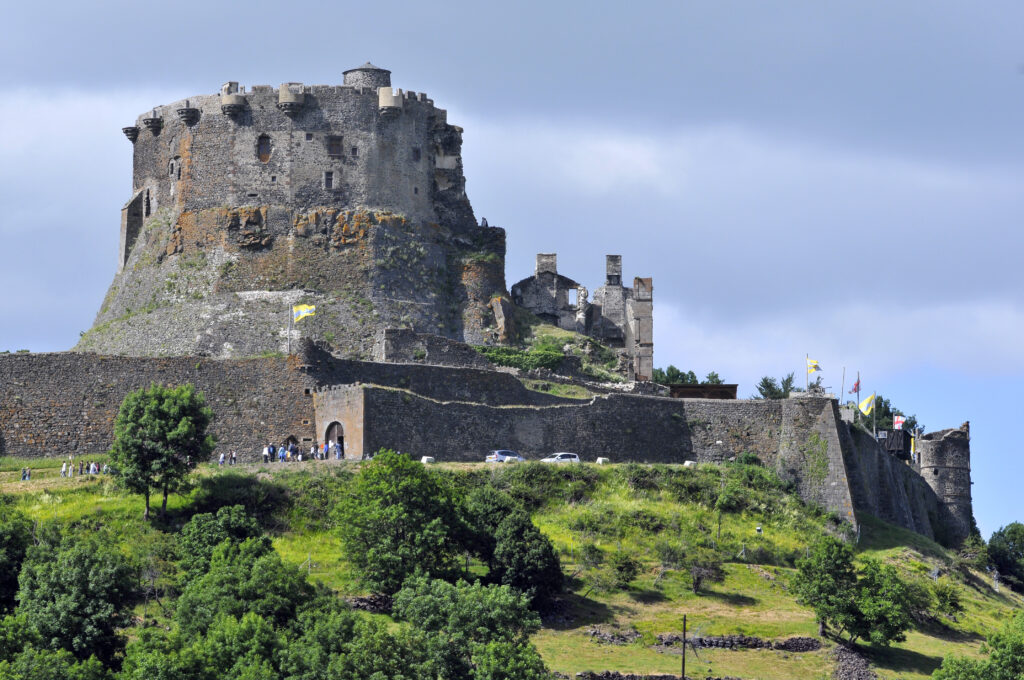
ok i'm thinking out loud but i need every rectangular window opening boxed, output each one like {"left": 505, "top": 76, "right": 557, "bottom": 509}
{"left": 305, "top": 133, "right": 313, "bottom": 141}
{"left": 412, "top": 147, "right": 421, "bottom": 162}
{"left": 350, "top": 146, "right": 358, "bottom": 157}
{"left": 323, "top": 172, "right": 333, "bottom": 190}
{"left": 327, "top": 136, "right": 343, "bottom": 157}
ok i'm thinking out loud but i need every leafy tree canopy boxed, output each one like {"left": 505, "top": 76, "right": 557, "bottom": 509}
{"left": 988, "top": 522, "right": 1024, "bottom": 593}
{"left": 652, "top": 366, "right": 725, "bottom": 386}
{"left": 109, "top": 383, "right": 215, "bottom": 519}
{"left": 393, "top": 576, "right": 545, "bottom": 680}
{"left": 16, "top": 528, "right": 136, "bottom": 664}
{"left": 491, "top": 511, "right": 563, "bottom": 609}
{"left": 934, "top": 611, "right": 1024, "bottom": 680}
{"left": 174, "top": 537, "right": 312, "bottom": 637}
{"left": 177, "top": 505, "right": 262, "bottom": 585}
{"left": 753, "top": 373, "right": 797, "bottom": 399}
{"left": 0, "top": 507, "right": 32, "bottom": 613}
{"left": 334, "top": 450, "right": 465, "bottom": 594}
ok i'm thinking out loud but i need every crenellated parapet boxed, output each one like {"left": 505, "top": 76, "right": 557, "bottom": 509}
{"left": 121, "top": 67, "right": 466, "bottom": 230}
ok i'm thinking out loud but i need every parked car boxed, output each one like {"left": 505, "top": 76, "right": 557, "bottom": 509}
{"left": 540, "top": 452, "right": 580, "bottom": 464}
{"left": 486, "top": 450, "right": 525, "bottom": 463}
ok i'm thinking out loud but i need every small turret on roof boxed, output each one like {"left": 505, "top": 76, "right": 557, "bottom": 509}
{"left": 343, "top": 62, "right": 392, "bottom": 89}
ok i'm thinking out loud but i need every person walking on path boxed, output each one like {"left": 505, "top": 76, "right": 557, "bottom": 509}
{"left": 263, "top": 446, "right": 270, "bottom": 464}
{"left": 60, "top": 462, "right": 67, "bottom": 478}
{"left": 218, "top": 452, "right": 225, "bottom": 466}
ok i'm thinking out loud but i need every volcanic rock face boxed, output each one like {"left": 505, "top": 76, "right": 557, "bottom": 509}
{"left": 79, "top": 69, "right": 506, "bottom": 358}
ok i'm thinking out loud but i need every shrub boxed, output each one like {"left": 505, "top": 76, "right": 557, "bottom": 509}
{"left": 492, "top": 512, "right": 563, "bottom": 609}
{"left": 609, "top": 551, "right": 641, "bottom": 588}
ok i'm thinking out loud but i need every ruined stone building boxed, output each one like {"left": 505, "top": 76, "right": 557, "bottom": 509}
{"left": 0, "top": 64, "right": 975, "bottom": 547}
{"left": 511, "top": 254, "right": 654, "bottom": 380}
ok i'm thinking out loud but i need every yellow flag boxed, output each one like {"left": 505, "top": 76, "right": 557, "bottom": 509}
{"left": 859, "top": 392, "right": 876, "bottom": 416}
{"left": 807, "top": 358, "right": 822, "bottom": 374}
{"left": 292, "top": 304, "right": 316, "bottom": 323}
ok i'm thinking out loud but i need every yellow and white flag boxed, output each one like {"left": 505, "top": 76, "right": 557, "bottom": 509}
{"left": 807, "top": 358, "right": 822, "bottom": 374}
{"left": 859, "top": 392, "right": 876, "bottom": 416}
{"left": 292, "top": 304, "right": 316, "bottom": 323}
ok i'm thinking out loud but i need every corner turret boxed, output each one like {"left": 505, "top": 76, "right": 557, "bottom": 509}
{"left": 917, "top": 422, "right": 974, "bottom": 544}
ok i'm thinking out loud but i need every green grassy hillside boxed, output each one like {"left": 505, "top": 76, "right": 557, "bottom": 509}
{"left": 1, "top": 456, "right": 1019, "bottom": 679}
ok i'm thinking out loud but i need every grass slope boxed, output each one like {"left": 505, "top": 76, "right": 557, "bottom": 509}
{"left": 1, "top": 457, "right": 1019, "bottom": 679}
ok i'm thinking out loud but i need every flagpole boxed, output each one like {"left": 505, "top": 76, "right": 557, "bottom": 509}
{"left": 840, "top": 367, "right": 845, "bottom": 403}
{"left": 856, "top": 371, "right": 860, "bottom": 425}
{"left": 805, "top": 354, "right": 809, "bottom": 390}
{"left": 287, "top": 305, "right": 292, "bottom": 356}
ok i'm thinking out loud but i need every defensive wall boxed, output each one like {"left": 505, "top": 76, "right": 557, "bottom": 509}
{"left": 0, "top": 352, "right": 316, "bottom": 458}
{"left": 0, "top": 347, "right": 970, "bottom": 545}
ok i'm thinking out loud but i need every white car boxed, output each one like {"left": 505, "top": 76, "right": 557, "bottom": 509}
{"left": 486, "top": 450, "right": 525, "bottom": 463}
{"left": 540, "top": 452, "right": 580, "bottom": 464}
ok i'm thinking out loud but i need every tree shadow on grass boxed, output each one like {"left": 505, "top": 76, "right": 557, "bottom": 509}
{"left": 701, "top": 589, "right": 757, "bottom": 606}
{"left": 545, "top": 589, "right": 615, "bottom": 630}
{"left": 171, "top": 472, "right": 290, "bottom": 530}
{"left": 863, "top": 643, "right": 944, "bottom": 677}
{"left": 628, "top": 587, "right": 667, "bottom": 604}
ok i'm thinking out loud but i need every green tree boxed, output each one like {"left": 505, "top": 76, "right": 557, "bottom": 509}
{"left": 177, "top": 505, "right": 262, "bottom": 584}
{"left": 934, "top": 611, "right": 1024, "bottom": 680}
{"left": 989, "top": 523, "right": 1024, "bottom": 592}
{"left": 491, "top": 511, "right": 563, "bottom": 609}
{"left": 849, "top": 558, "right": 912, "bottom": 646}
{"left": 109, "top": 383, "right": 215, "bottom": 519}
{"left": 0, "top": 647, "right": 108, "bottom": 680}
{"left": 463, "top": 487, "right": 518, "bottom": 571}
{"left": 703, "top": 371, "right": 724, "bottom": 385}
{"left": 393, "top": 576, "right": 544, "bottom": 680}
{"left": 856, "top": 394, "right": 922, "bottom": 433}
{"left": 278, "top": 602, "right": 427, "bottom": 680}
{"left": 16, "top": 529, "right": 136, "bottom": 664}
{"left": 335, "top": 450, "right": 465, "bottom": 594}
{"left": 0, "top": 507, "right": 32, "bottom": 613}
{"left": 174, "top": 537, "right": 313, "bottom": 637}
{"left": 651, "top": 365, "right": 698, "bottom": 385}
{"left": 792, "top": 537, "right": 858, "bottom": 637}
{"left": 753, "top": 373, "right": 796, "bottom": 399}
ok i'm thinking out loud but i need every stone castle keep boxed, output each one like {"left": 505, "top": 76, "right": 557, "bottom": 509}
{"left": 0, "top": 64, "right": 974, "bottom": 545}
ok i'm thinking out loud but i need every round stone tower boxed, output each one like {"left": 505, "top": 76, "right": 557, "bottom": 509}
{"left": 78, "top": 63, "right": 507, "bottom": 359}
{"left": 917, "top": 422, "right": 973, "bottom": 544}
{"left": 342, "top": 62, "right": 391, "bottom": 89}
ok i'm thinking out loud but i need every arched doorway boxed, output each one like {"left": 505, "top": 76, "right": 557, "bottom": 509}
{"left": 325, "top": 422, "right": 344, "bottom": 458}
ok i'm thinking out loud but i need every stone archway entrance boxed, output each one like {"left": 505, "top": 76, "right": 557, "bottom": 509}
{"left": 325, "top": 421, "right": 343, "bottom": 458}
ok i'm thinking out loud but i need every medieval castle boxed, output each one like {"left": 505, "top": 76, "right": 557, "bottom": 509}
{"left": 0, "top": 64, "right": 973, "bottom": 546}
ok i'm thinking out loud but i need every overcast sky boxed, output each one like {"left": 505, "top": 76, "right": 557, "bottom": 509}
{"left": 1, "top": 1, "right": 1021, "bottom": 536}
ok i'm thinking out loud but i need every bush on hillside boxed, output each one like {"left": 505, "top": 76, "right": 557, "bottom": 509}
{"left": 16, "top": 527, "right": 137, "bottom": 664}
{"left": 491, "top": 512, "right": 563, "bottom": 609}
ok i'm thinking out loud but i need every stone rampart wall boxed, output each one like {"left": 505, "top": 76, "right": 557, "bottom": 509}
{"left": 842, "top": 426, "right": 940, "bottom": 540}
{"left": 0, "top": 353, "right": 315, "bottom": 459}
{"left": 310, "top": 355, "right": 574, "bottom": 407}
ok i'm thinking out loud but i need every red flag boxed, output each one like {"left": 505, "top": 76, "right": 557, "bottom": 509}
{"left": 849, "top": 379, "right": 860, "bottom": 394}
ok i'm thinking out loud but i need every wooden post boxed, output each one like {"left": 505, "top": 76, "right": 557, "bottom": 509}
{"left": 681, "top": 614, "right": 687, "bottom": 679}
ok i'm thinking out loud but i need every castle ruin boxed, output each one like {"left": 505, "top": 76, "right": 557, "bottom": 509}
{"left": 0, "top": 64, "right": 975, "bottom": 546}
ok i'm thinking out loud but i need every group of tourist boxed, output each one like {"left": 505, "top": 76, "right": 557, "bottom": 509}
{"left": 61, "top": 459, "right": 106, "bottom": 477}
{"left": 19, "top": 468, "right": 31, "bottom": 481}
{"left": 217, "top": 451, "right": 239, "bottom": 466}
{"left": 258, "top": 441, "right": 343, "bottom": 464}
